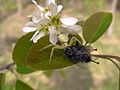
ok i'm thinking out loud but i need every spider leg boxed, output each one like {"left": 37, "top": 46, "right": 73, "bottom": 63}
{"left": 39, "top": 44, "right": 53, "bottom": 52}
{"left": 69, "top": 36, "right": 82, "bottom": 46}
{"left": 91, "top": 60, "right": 99, "bottom": 64}
{"left": 49, "top": 45, "right": 65, "bottom": 63}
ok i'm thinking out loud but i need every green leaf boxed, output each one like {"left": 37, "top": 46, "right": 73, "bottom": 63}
{"left": 12, "top": 32, "right": 34, "bottom": 66}
{"left": 15, "top": 80, "right": 33, "bottom": 90}
{"left": 0, "top": 73, "right": 5, "bottom": 90}
{"left": 13, "top": 32, "right": 73, "bottom": 71}
{"left": 26, "top": 35, "right": 73, "bottom": 70}
{"left": 83, "top": 12, "right": 112, "bottom": 43}
{"left": 16, "top": 64, "right": 35, "bottom": 74}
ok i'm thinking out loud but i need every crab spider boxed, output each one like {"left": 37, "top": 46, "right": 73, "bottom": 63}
{"left": 39, "top": 36, "right": 99, "bottom": 64}
{"left": 39, "top": 36, "right": 82, "bottom": 63}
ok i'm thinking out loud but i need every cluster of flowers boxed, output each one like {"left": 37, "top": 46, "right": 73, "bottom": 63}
{"left": 23, "top": 0, "right": 82, "bottom": 45}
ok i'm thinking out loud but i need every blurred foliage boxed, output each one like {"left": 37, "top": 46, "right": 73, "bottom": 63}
{"left": 83, "top": 0, "right": 105, "bottom": 13}
{"left": 0, "top": 0, "right": 31, "bottom": 21}
{"left": 0, "top": 0, "right": 119, "bottom": 21}
{"left": 1, "top": 0, "right": 119, "bottom": 21}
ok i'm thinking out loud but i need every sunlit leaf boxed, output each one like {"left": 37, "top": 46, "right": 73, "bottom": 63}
{"left": 0, "top": 73, "right": 5, "bottom": 90}
{"left": 26, "top": 35, "right": 73, "bottom": 70}
{"left": 12, "top": 32, "right": 34, "bottom": 64}
{"left": 83, "top": 12, "right": 112, "bottom": 43}
{"left": 16, "top": 64, "right": 35, "bottom": 74}
{"left": 15, "top": 80, "right": 33, "bottom": 90}
{"left": 12, "top": 32, "right": 34, "bottom": 67}
{"left": 13, "top": 32, "right": 73, "bottom": 71}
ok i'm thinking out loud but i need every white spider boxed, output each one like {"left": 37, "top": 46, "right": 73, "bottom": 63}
{"left": 39, "top": 36, "right": 82, "bottom": 63}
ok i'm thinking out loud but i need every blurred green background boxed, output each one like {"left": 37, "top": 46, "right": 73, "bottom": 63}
{"left": 0, "top": 0, "right": 120, "bottom": 90}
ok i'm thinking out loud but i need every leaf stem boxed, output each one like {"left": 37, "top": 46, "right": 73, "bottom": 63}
{"left": 91, "top": 54, "right": 120, "bottom": 90}
{"left": 91, "top": 54, "right": 120, "bottom": 62}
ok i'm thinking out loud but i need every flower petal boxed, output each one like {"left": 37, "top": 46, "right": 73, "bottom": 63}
{"left": 58, "top": 26, "right": 68, "bottom": 33}
{"left": 49, "top": 3, "right": 58, "bottom": 15}
{"left": 60, "top": 17, "right": 78, "bottom": 26}
{"left": 37, "top": 17, "right": 49, "bottom": 25}
{"left": 23, "top": 27, "right": 37, "bottom": 32}
{"left": 47, "top": 0, "right": 55, "bottom": 5}
{"left": 57, "top": 5, "right": 63, "bottom": 13}
{"left": 30, "top": 30, "right": 39, "bottom": 41}
{"left": 32, "top": 12, "right": 42, "bottom": 23}
{"left": 32, "top": 32, "right": 45, "bottom": 43}
{"left": 49, "top": 26, "right": 58, "bottom": 45}
{"left": 25, "top": 22, "right": 36, "bottom": 27}
{"left": 66, "top": 25, "right": 82, "bottom": 34}
{"left": 32, "top": 0, "right": 44, "bottom": 11}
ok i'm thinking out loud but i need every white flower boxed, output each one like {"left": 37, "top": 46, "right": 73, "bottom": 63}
{"left": 23, "top": 0, "right": 82, "bottom": 45}
{"left": 23, "top": 0, "right": 63, "bottom": 44}
{"left": 31, "top": 0, "right": 63, "bottom": 44}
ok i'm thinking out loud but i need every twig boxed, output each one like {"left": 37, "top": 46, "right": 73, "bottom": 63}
{"left": 0, "top": 63, "right": 15, "bottom": 72}
{"left": 91, "top": 54, "right": 120, "bottom": 90}
{"left": 91, "top": 54, "right": 120, "bottom": 62}
{"left": 104, "top": 58, "right": 120, "bottom": 90}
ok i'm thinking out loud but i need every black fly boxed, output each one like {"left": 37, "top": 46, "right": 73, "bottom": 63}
{"left": 64, "top": 41, "right": 99, "bottom": 64}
